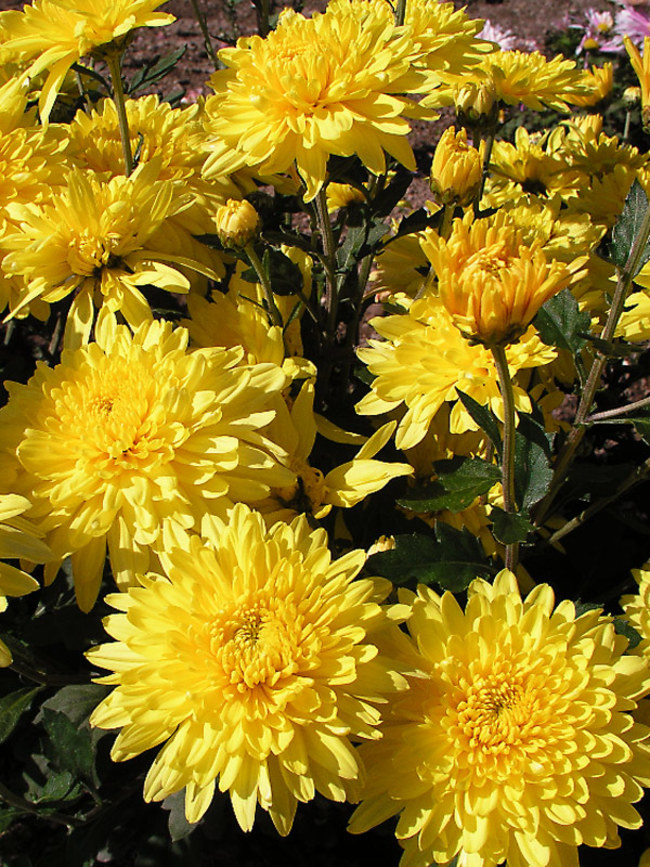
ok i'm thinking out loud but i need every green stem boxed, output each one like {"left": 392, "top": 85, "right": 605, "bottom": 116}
{"left": 586, "top": 393, "right": 650, "bottom": 423}
{"left": 624, "top": 109, "right": 631, "bottom": 142}
{"left": 315, "top": 186, "right": 338, "bottom": 339}
{"left": 0, "top": 781, "right": 84, "bottom": 828}
{"left": 394, "top": 0, "right": 407, "bottom": 26}
{"left": 244, "top": 244, "right": 284, "bottom": 330}
{"left": 533, "top": 201, "right": 650, "bottom": 527}
{"left": 477, "top": 128, "right": 495, "bottom": 205}
{"left": 440, "top": 203, "right": 455, "bottom": 240}
{"left": 189, "top": 0, "right": 219, "bottom": 68}
{"left": 546, "top": 457, "right": 650, "bottom": 548}
{"left": 255, "top": 0, "right": 271, "bottom": 37}
{"left": 105, "top": 52, "right": 133, "bottom": 176}
{"left": 491, "top": 344, "right": 519, "bottom": 572}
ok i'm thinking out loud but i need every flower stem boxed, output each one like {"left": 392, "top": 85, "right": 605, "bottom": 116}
{"left": 105, "top": 52, "right": 133, "bottom": 177}
{"left": 533, "top": 200, "right": 650, "bottom": 527}
{"left": 585, "top": 393, "right": 650, "bottom": 423}
{"left": 491, "top": 344, "right": 519, "bottom": 572}
{"left": 189, "top": 0, "right": 219, "bottom": 68}
{"left": 244, "top": 244, "right": 284, "bottom": 330}
{"left": 394, "top": 0, "right": 407, "bottom": 25}
{"left": 315, "top": 186, "right": 338, "bottom": 335}
{"left": 0, "top": 781, "right": 84, "bottom": 828}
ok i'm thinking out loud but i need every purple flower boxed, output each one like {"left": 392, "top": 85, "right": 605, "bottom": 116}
{"left": 615, "top": 5, "right": 650, "bottom": 45}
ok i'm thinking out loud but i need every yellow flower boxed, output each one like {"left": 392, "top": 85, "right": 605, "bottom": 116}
{"left": 620, "top": 566, "right": 650, "bottom": 656}
{"left": 88, "top": 504, "right": 403, "bottom": 831}
{"left": 326, "top": 182, "right": 366, "bottom": 213}
{"left": 0, "top": 493, "right": 51, "bottom": 666}
{"left": 571, "top": 63, "right": 613, "bottom": 108}
{"left": 258, "top": 380, "right": 413, "bottom": 523}
{"left": 203, "top": 0, "right": 435, "bottom": 201}
{"left": 626, "top": 36, "right": 650, "bottom": 131}
{"left": 432, "top": 50, "right": 588, "bottom": 114}
{"left": 0, "top": 0, "right": 175, "bottom": 122}
{"left": 429, "top": 126, "right": 482, "bottom": 207}
{"left": 0, "top": 313, "right": 293, "bottom": 611}
{"left": 349, "top": 569, "right": 650, "bottom": 867}
{"left": 2, "top": 161, "right": 222, "bottom": 347}
{"left": 422, "top": 209, "right": 582, "bottom": 346}
{"left": 215, "top": 198, "right": 261, "bottom": 249}
{"left": 356, "top": 289, "right": 557, "bottom": 450}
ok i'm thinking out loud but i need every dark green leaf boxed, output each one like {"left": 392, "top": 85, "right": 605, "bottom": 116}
{"left": 367, "top": 528, "right": 492, "bottom": 592}
{"left": 163, "top": 790, "right": 199, "bottom": 842}
{"left": 582, "top": 335, "right": 645, "bottom": 357}
{"left": 533, "top": 289, "right": 591, "bottom": 354}
{"left": 0, "top": 687, "right": 41, "bottom": 744}
{"left": 39, "top": 684, "right": 109, "bottom": 728}
{"left": 397, "top": 457, "right": 501, "bottom": 514}
{"left": 35, "top": 771, "right": 75, "bottom": 804}
{"left": 613, "top": 618, "right": 642, "bottom": 649}
{"left": 386, "top": 207, "right": 442, "bottom": 243}
{"left": 127, "top": 47, "right": 186, "bottom": 95}
{"left": 241, "top": 248, "right": 304, "bottom": 296}
{"left": 336, "top": 218, "right": 386, "bottom": 273}
{"left": 0, "top": 805, "right": 19, "bottom": 834}
{"left": 456, "top": 390, "right": 503, "bottom": 455}
{"left": 490, "top": 507, "right": 534, "bottom": 544}
{"left": 372, "top": 168, "right": 413, "bottom": 217}
{"left": 609, "top": 179, "right": 650, "bottom": 274}
{"left": 574, "top": 600, "right": 604, "bottom": 616}
{"left": 41, "top": 709, "right": 97, "bottom": 786}
{"left": 514, "top": 417, "right": 554, "bottom": 511}
{"left": 634, "top": 419, "right": 650, "bottom": 445}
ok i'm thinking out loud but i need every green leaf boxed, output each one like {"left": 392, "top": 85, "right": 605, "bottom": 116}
{"left": 533, "top": 289, "right": 591, "bottom": 354}
{"left": 0, "top": 687, "right": 41, "bottom": 745}
{"left": 163, "top": 790, "right": 199, "bottom": 842}
{"left": 367, "top": 528, "right": 492, "bottom": 592}
{"left": 387, "top": 207, "right": 442, "bottom": 243}
{"left": 0, "top": 805, "right": 19, "bottom": 834}
{"left": 34, "top": 771, "right": 76, "bottom": 804}
{"left": 397, "top": 457, "right": 501, "bottom": 514}
{"left": 41, "top": 709, "right": 97, "bottom": 787}
{"left": 634, "top": 419, "right": 650, "bottom": 445}
{"left": 372, "top": 168, "right": 412, "bottom": 217}
{"left": 514, "top": 416, "right": 554, "bottom": 511}
{"left": 39, "top": 684, "right": 109, "bottom": 728}
{"left": 455, "top": 390, "right": 503, "bottom": 455}
{"left": 490, "top": 507, "right": 534, "bottom": 544}
{"left": 609, "top": 179, "right": 650, "bottom": 275}
{"left": 127, "top": 47, "right": 186, "bottom": 95}
{"left": 613, "top": 618, "right": 642, "bottom": 649}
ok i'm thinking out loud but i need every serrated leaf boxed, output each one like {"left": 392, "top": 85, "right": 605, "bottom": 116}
{"left": 490, "top": 507, "right": 534, "bottom": 544}
{"left": 514, "top": 419, "right": 554, "bottom": 511}
{"left": 610, "top": 179, "right": 650, "bottom": 274}
{"left": 398, "top": 457, "right": 500, "bottom": 514}
{"left": 42, "top": 709, "right": 97, "bottom": 786}
{"left": 367, "top": 529, "right": 492, "bottom": 592}
{"left": 0, "top": 687, "right": 41, "bottom": 744}
{"left": 128, "top": 47, "right": 186, "bottom": 94}
{"left": 456, "top": 390, "right": 503, "bottom": 455}
{"left": 35, "top": 771, "right": 75, "bottom": 804}
{"left": 533, "top": 289, "right": 591, "bottom": 354}
{"left": 163, "top": 790, "right": 199, "bottom": 842}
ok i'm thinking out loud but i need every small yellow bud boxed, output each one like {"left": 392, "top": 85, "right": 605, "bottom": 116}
{"left": 429, "top": 126, "right": 482, "bottom": 208}
{"left": 454, "top": 81, "right": 498, "bottom": 130}
{"left": 624, "top": 85, "right": 642, "bottom": 108}
{"left": 326, "top": 182, "right": 365, "bottom": 213}
{"left": 215, "top": 198, "right": 261, "bottom": 249}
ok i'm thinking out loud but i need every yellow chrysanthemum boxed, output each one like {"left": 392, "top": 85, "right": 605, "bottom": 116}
{"left": 626, "top": 36, "right": 650, "bottom": 130}
{"left": 349, "top": 569, "right": 650, "bottom": 867}
{"left": 431, "top": 49, "right": 588, "bottom": 114}
{"left": 203, "top": 0, "right": 435, "bottom": 201}
{"left": 356, "top": 288, "right": 557, "bottom": 450}
{"left": 88, "top": 504, "right": 404, "bottom": 831}
{"left": 421, "top": 209, "right": 583, "bottom": 346}
{"left": 621, "top": 566, "right": 650, "bottom": 656}
{"left": 66, "top": 95, "right": 256, "bottom": 236}
{"left": 2, "top": 160, "right": 222, "bottom": 347}
{"left": 429, "top": 126, "right": 483, "bottom": 207}
{"left": 0, "top": 314, "right": 293, "bottom": 610}
{"left": 571, "top": 63, "right": 613, "bottom": 108}
{"left": 0, "top": 0, "right": 174, "bottom": 122}
{"left": 0, "top": 493, "right": 51, "bottom": 666}
{"left": 258, "top": 380, "right": 413, "bottom": 523}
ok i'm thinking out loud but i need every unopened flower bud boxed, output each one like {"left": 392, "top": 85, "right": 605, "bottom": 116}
{"left": 454, "top": 81, "right": 498, "bottom": 130}
{"left": 215, "top": 198, "right": 261, "bottom": 248}
{"left": 624, "top": 85, "right": 642, "bottom": 108}
{"left": 429, "top": 126, "right": 482, "bottom": 207}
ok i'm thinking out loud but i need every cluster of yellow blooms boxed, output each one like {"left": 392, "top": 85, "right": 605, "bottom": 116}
{"left": 2, "top": 0, "right": 650, "bottom": 864}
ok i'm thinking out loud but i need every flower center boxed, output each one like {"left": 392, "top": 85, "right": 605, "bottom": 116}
{"left": 68, "top": 230, "right": 123, "bottom": 277}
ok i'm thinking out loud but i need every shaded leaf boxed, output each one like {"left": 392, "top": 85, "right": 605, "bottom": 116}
{"left": 163, "top": 790, "right": 199, "bottom": 842}
{"left": 41, "top": 709, "right": 97, "bottom": 787}
{"left": 372, "top": 168, "right": 413, "bottom": 217}
{"left": 128, "top": 48, "right": 186, "bottom": 95}
{"left": 490, "top": 507, "right": 534, "bottom": 544}
{"left": 609, "top": 179, "right": 650, "bottom": 275}
{"left": 397, "top": 457, "right": 500, "bottom": 514}
{"left": 35, "top": 771, "right": 76, "bottom": 804}
{"left": 533, "top": 289, "right": 591, "bottom": 354}
{"left": 39, "top": 684, "right": 109, "bottom": 728}
{"left": 456, "top": 390, "right": 502, "bottom": 455}
{"left": 613, "top": 618, "right": 642, "bottom": 649}
{"left": 514, "top": 416, "right": 554, "bottom": 511}
{"left": 0, "top": 687, "right": 41, "bottom": 745}
{"left": 367, "top": 527, "right": 492, "bottom": 592}
{"left": 634, "top": 419, "right": 650, "bottom": 445}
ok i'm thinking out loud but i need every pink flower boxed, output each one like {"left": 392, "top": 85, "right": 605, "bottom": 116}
{"left": 576, "top": 8, "right": 623, "bottom": 53}
{"left": 616, "top": 5, "right": 650, "bottom": 45}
